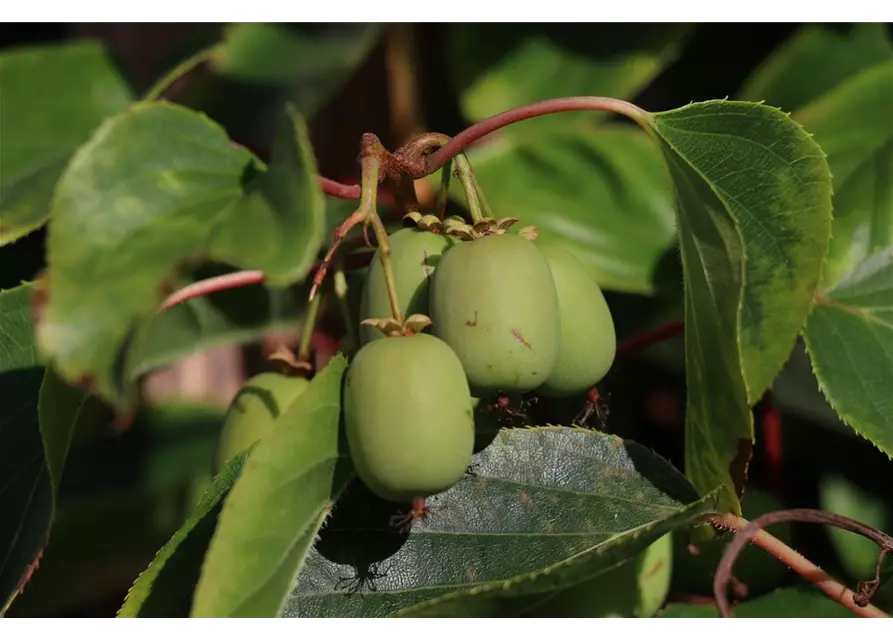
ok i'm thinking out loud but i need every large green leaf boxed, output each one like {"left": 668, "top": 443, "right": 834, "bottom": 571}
{"left": 739, "top": 23, "right": 892, "bottom": 114}
{"left": 118, "top": 451, "right": 249, "bottom": 617}
{"left": 191, "top": 355, "right": 350, "bottom": 617}
{"left": 794, "top": 61, "right": 893, "bottom": 288}
{"left": 803, "top": 247, "right": 893, "bottom": 457}
{"left": 642, "top": 100, "right": 833, "bottom": 511}
{"left": 450, "top": 24, "right": 690, "bottom": 130}
{"left": 283, "top": 426, "right": 716, "bottom": 617}
{"left": 0, "top": 41, "right": 133, "bottom": 245}
{"left": 460, "top": 125, "right": 676, "bottom": 294}
{"left": 660, "top": 587, "right": 857, "bottom": 618}
{"left": 36, "top": 102, "right": 325, "bottom": 407}
{"left": 0, "top": 284, "right": 87, "bottom": 615}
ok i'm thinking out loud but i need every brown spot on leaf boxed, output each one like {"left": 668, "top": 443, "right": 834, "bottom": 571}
{"left": 465, "top": 311, "right": 478, "bottom": 327}
{"left": 642, "top": 557, "right": 666, "bottom": 580}
{"left": 730, "top": 438, "right": 753, "bottom": 501}
{"left": 511, "top": 329, "right": 531, "bottom": 349}
{"left": 519, "top": 492, "right": 532, "bottom": 505}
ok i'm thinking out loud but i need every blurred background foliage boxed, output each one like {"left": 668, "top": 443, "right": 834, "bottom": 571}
{"left": 1, "top": 22, "right": 892, "bottom": 617}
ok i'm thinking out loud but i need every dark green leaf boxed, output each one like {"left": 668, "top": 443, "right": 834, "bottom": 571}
{"left": 37, "top": 102, "right": 326, "bottom": 408}
{"left": 118, "top": 451, "right": 248, "bottom": 617}
{"left": 191, "top": 355, "right": 351, "bottom": 617}
{"left": 0, "top": 41, "right": 133, "bottom": 245}
{"left": 660, "top": 587, "right": 857, "bottom": 617}
{"left": 739, "top": 23, "right": 892, "bottom": 113}
{"left": 803, "top": 247, "right": 893, "bottom": 457}
{"left": 0, "top": 284, "right": 51, "bottom": 614}
{"left": 450, "top": 24, "right": 690, "bottom": 130}
{"left": 284, "top": 426, "right": 716, "bottom": 618}
{"left": 644, "top": 100, "right": 833, "bottom": 511}
{"left": 0, "top": 283, "right": 90, "bottom": 615}
{"left": 795, "top": 61, "right": 893, "bottom": 288}
{"left": 458, "top": 125, "right": 676, "bottom": 294}
{"left": 213, "top": 23, "right": 381, "bottom": 116}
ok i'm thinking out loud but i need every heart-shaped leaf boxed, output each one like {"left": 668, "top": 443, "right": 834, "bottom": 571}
{"left": 36, "top": 101, "right": 325, "bottom": 408}
{"left": 641, "top": 100, "right": 833, "bottom": 511}
{"left": 117, "top": 450, "right": 249, "bottom": 618}
{"left": 456, "top": 125, "right": 676, "bottom": 294}
{"left": 283, "top": 426, "right": 716, "bottom": 617}
{"left": 739, "top": 23, "right": 892, "bottom": 113}
{"left": 794, "top": 60, "right": 893, "bottom": 288}
{"left": 450, "top": 24, "right": 691, "bottom": 130}
{"left": 0, "top": 41, "right": 133, "bottom": 245}
{"left": 803, "top": 247, "right": 893, "bottom": 457}
{"left": 0, "top": 283, "right": 87, "bottom": 615}
{"left": 191, "top": 355, "right": 351, "bottom": 618}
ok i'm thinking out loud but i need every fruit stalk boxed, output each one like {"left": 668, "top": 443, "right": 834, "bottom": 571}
{"left": 359, "top": 154, "right": 405, "bottom": 325}
{"left": 435, "top": 158, "right": 452, "bottom": 220}
{"left": 453, "top": 153, "right": 487, "bottom": 224}
{"left": 298, "top": 290, "right": 322, "bottom": 363}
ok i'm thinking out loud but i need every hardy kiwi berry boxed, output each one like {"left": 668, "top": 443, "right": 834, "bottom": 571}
{"left": 359, "top": 228, "right": 455, "bottom": 344}
{"left": 343, "top": 333, "right": 475, "bottom": 503}
{"left": 430, "top": 233, "right": 560, "bottom": 396}
{"left": 214, "top": 372, "right": 310, "bottom": 473}
{"left": 536, "top": 243, "right": 616, "bottom": 397}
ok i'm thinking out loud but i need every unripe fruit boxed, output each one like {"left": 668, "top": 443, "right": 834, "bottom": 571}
{"left": 359, "top": 228, "right": 455, "bottom": 344}
{"left": 529, "top": 533, "right": 672, "bottom": 618}
{"left": 214, "top": 372, "right": 310, "bottom": 473}
{"left": 672, "top": 488, "right": 793, "bottom": 596}
{"left": 536, "top": 243, "right": 616, "bottom": 397}
{"left": 344, "top": 333, "right": 475, "bottom": 503}
{"left": 430, "top": 234, "right": 560, "bottom": 396}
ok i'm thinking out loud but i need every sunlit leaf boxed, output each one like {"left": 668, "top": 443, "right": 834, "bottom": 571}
{"left": 0, "top": 41, "right": 132, "bottom": 245}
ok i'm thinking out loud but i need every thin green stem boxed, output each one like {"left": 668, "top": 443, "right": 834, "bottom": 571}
{"left": 435, "top": 159, "right": 452, "bottom": 220}
{"left": 454, "top": 153, "right": 485, "bottom": 224}
{"left": 143, "top": 44, "right": 220, "bottom": 102}
{"left": 361, "top": 155, "right": 404, "bottom": 324}
{"left": 333, "top": 254, "right": 359, "bottom": 355}
{"left": 469, "top": 168, "right": 492, "bottom": 219}
{"left": 298, "top": 291, "right": 322, "bottom": 363}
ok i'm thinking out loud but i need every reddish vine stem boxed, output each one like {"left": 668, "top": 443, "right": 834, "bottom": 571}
{"left": 318, "top": 96, "right": 647, "bottom": 198}
{"left": 712, "top": 509, "right": 893, "bottom": 618}
{"left": 759, "top": 392, "right": 783, "bottom": 491}
{"left": 616, "top": 320, "right": 684, "bottom": 357}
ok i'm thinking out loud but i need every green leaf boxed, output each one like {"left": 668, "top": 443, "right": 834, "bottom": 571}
{"left": 0, "top": 283, "right": 87, "bottom": 615}
{"left": 818, "top": 474, "right": 891, "bottom": 579}
{"left": 739, "top": 23, "right": 892, "bottom": 113}
{"left": 803, "top": 247, "right": 893, "bottom": 457}
{"left": 450, "top": 24, "right": 690, "bottom": 130}
{"left": 36, "top": 101, "right": 326, "bottom": 407}
{"left": 459, "top": 125, "right": 676, "bottom": 294}
{"left": 117, "top": 451, "right": 249, "bottom": 617}
{"left": 209, "top": 105, "right": 326, "bottom": 285}
{"left": 283, "top": 426, "right": 716, "bottom": 617}
{"left": 660, "top": 587, "right": 857, "bottom": 617}
{"left": 643, "top": 100, "right": 833, "bottom": 511}
{"left": 191, "top": 355, "right": 351, "bottom": 618}
{"left": 0, "top": 41, "right": 133, "bottom": 245}
{"left": 794, "top": 61, "right": 893, "bottom": 288}
{"left": 213, "top": 23, "right": 381, "bottom": 116}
